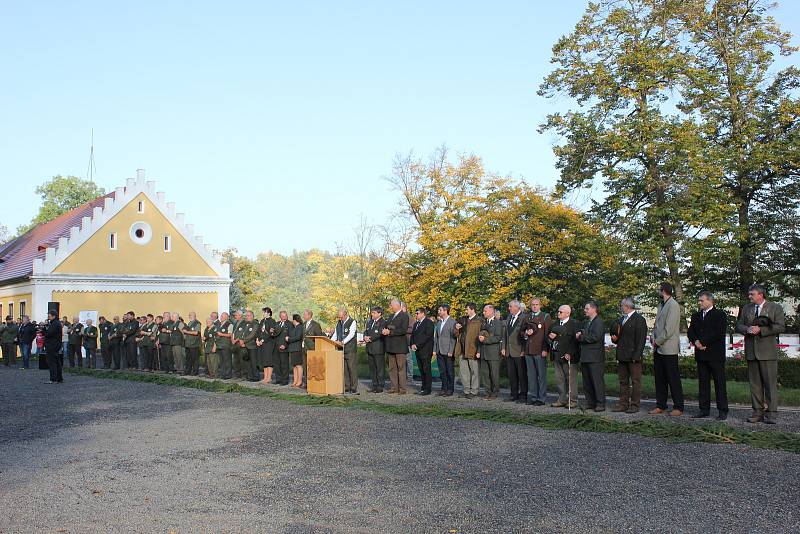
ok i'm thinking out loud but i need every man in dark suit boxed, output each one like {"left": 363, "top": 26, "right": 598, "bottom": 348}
{"left": 410, "top": 307, "right": 435, "bottom": 395}
{"left": 478, "top": 304, "right": 504, "bottom": 400}
{"left": 382, "top": 299, "right": 410, "bottom": 394}
{"left": 363, "top": 306, "right": 386, "bottom": 393}
{"left": 735, "top": 284, "right": 785, "bottom": 424}
{"left": 548, "top": 305, "right": 578, "bottom": 408}
{"left": 687, "top": 291, "right": 729, "bottom": 420}
{"left": 610, "top": 297, "right": 648, "bottom": 413}
{"left": 576, "top": 300, "right": 606, "bottom": 412}
{"left": 503, "top": 300, "right": 527, "bottom": 402}
{"left": 44, "top": 311, "right": 63, "bottom": 383}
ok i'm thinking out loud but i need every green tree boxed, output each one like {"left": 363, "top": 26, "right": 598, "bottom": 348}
{"left": 538, "top": 0, "right": 727, "bottom": 308}
{"left": 680, "top": 0, "right": 800, "bottom": 299}
{"left": 18, "top": 175, "right": 106, "bottom": 234}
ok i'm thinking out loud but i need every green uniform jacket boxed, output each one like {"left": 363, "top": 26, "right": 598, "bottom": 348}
{"left": 183, "top": 320, "right": 202, "bottom": 348}
{"left": 215, "top": 320, "right": 233, "bottom": 349}
{"left": 1, "top": 323, "right": 19, "bottom": 344}
{"left": 241, "top": 320, "right": 258, "bottom": 350}
{"left": 98, "top": 322, "right": 113, "bottom": 347}
{"left": 478, "top": 317, "right": 504, "bottom": 361}
{"left": 82, "top": 325, "right": 98, "bottom": 349}
{"left": 170, "top": 319, "right": 185, "bottom": 346}
{"left": 203, "top": 324, "right": 217, "bottom": 354}
{"left": 137, "top": 322, "right": 156, "bottom": 348}
{"left": 68, "top": 323, "right": 84, "bottom": 345}
{"left": 159, "top": 320, "right": 173, "bottom": 345}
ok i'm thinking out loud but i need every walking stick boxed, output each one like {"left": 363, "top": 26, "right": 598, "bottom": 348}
{"left": 567, "top": 357, "right": 571, "bottom": 412}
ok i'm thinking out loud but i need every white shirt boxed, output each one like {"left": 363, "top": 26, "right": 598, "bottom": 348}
{"left": 622, "top": 311, "right": 635, "bottom": 325}
{"left": 331, "top": 318, "right": 357, "bottom": 345}
{"left": 509, "top": 313, "right": 520, "bottom": 328}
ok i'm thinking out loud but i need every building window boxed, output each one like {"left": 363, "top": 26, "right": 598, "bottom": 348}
{"left": 164, "top": 235, "right": 171, "bottom": 252}
{"left": 129, "top": 222, "right": 152, "bottom": 245}
{"left": 137, "top": 201, "right": 144, "bottom": 213}
{"left": 19, "top": 301, "right": 26, "bottom": 319}
{"left": 8, "top": 303, "right": 13, "bottom": 319}
{"left": 0, "top": 304, "right": 3, "bottom": 318}
{"left": 109, "top": 232, "right": 117, "bottom": 250}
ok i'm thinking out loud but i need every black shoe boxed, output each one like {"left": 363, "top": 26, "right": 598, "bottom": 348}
{"left": 515, "top": 398, "right": 527, "bottom": 404}
{"left": 504, "top": 397, "right": 517, "bottom": 402}
{"left": 525, "top": 400, "right": 535, "bottom": 406}
{"left": 420, "top": 390, "right": 431, "bottom": 396}
{"left": 437, "top": 391, "right": 447, "bottom": 396}
{"left": 764, "top": 417, "right": 776, "bottom": 425}
{"left": 594, "top": 407, "right": 606, "bottom": 412}
{"left": 445, "top": 391, "right": 454, "bottom": 397}
{"left": 716, "top": 412, "right": 728, "bottom": 421}
{"left": 459, "top": 393, "right": 472, "bottom": 399}
{"left": 691, "top": 412, "right": 710, "bottom": 419}
{"left": 534, "top": 401, "right": 545, "bottom": 406}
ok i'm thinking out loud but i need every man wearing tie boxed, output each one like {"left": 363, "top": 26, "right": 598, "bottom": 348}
{"left": 433, "top": 305, "right": 456, "bottom": 396}
{"left": 576, "top": 300, "right": 606, "bottom": 411}
{"left": 610, "top": 297, "right": 648, "bottom": 413}
{"left": 503, "top": 300, "right": 527, "bottom": 403}
{"left": 548, "top": 305, "right": 578, "bottom": 408}
{"left": 520, "top": 298, "right": 552, "bottom": 406}
{"left": 410, "top": 307, "right": 435, "bottom": 395}
{"left": 302, "top": 309, "right": 324, "bottom": 387}
{"left": 478, "top": 304, "right": 504, "bottom": 400}
{"left": 363, "top": 306, "right": 386, "bottom": 393}
{"left": 331, "top": 308, "right": 359, "bottom": 394}
{"left": 382, "top": 299, "right": 410, "bottom": 395}
{"left": 687, "top": 291, "right": 729, "bottom": 420}
{"left": 735, "top": 284, "right": 785, "bottom": 424}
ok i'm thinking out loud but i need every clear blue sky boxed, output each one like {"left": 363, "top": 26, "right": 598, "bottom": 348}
{"left": 2, "top": 1, "right": 798, "bottom": 257}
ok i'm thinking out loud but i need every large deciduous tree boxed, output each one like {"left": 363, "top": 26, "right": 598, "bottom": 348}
{"left": 19, "top": 175, "right": 106, "bottom": 234}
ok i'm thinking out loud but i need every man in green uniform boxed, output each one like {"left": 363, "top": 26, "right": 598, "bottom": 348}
{"left": 1, "top": 316, "right": 19, "bottom": 366}
{"left": 158, "top": 312, "right": 174, "bottom": 373}
{"left": 98, "top": 316, "right": 113, "bottom": 369}
{"left": 240, "top": 310, "right": 260, "bottom": 381}
{"left": 182, "top": 311, "right": 202, "bottom": 375}
{"left": 203, "top": 314, "right": 218, "bottom": 378}
{"left": 171, "top": 312, "right": 185, "bottom": 374}
{"left": 231, "top": 310, "right": 245, "bottom": 379}
{"left": 119, "top": 311, "right": 139, "bottom": 370}
{"left": 82, "top": 319, "right": 99, "bottom": 368}
{"left": 67, "top": 317, "right": 84, "bottom": 368}
{"left": 478, "top": 304, "right": 505, "bottom": 399}
{"left": 215, "top": 312, "right": 234, "bottom": 379}
{"left": 136, "top": 314, "right": 156, "bottom": 371}
{"left": 108, "top": 316, "right": 122, "bottom": 370}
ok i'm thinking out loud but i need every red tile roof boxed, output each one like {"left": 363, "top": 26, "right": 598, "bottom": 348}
{"left": 0, "top": 192, "right": 114, "bottom": 284}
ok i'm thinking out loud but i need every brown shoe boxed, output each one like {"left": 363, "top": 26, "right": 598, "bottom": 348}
{"left": 626, "top": 406, "right": 639, "bottom": 414}
{"left": 747, "top": 414, "right": 764, "bottom": 424}
{"left": 550, "top": 401, "right": 566, "bottom": 408}
{"left": 669, "top": 409, "right": 683, "bottom": 417}
{"left": 611, "top": 405, "right": 628, "bottom": 412}
{"left": 648, "top": 407, "right": 665, "bottom": 415}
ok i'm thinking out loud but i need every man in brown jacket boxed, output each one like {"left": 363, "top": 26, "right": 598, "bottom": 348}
{"left": 454, "top": 303, "right": 483, "bottom": 398}
{"left": 520, "top": 298, "right": 552, "bottom": 405}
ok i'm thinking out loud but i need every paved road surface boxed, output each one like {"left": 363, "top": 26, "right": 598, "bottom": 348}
{"left": 1, "top": 367, "right": 797, "bottom": 533}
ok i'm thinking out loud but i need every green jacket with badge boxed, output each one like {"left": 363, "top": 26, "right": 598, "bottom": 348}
{"left": 214, "top": 319, "right": 233, "bottom": 349}
{"left": 159, "top": 320, "right": 173, "bottom": 346}
{"left": 1, "top": 322, "right": 19, "bottom": 344}
{"left": 203, "top": 323, "right": 217, "bottom": 354}
{"left": 82, "top": 325, "right": 98, "bottom": 349}
{"left": 137, "top": 322, "right": 156, "bottom": 348}
{"left": 170, "top": 318, "right": 185, "bottom": 346}
{"left": 68, "top": 322, "right": 84, "bottom": 345}
{"left": 183, "top": 319, "right": 202, "bottom": 348}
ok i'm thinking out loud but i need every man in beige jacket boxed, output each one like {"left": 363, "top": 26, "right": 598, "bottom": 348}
{"left": 649, "top": 282, "right": 684, "bottom": 416}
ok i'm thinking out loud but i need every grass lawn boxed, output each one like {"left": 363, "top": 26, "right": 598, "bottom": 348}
{"left": 357, "top": 357, "right": 800, "bottom": 407}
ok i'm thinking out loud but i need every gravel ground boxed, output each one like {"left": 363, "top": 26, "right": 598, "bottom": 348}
{"left": 1, "top": 366, "right": 798, "bottom": 533}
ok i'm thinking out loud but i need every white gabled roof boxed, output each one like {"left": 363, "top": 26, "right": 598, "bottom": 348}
{"left": 32, "top": 169, "right": 230, "bottom": 279}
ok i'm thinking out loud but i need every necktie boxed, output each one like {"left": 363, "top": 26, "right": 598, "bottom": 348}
{"left": 510, "top": 315, "right": 516, "bottom": 329}
{"left": 702, "top": 310, "right": 707, "bottom": 319}
{"left": 622, "top": 314, "right": 629, "bottom": 326}
{"left": 754, "top": 305, "right": 760, "bottom": 317}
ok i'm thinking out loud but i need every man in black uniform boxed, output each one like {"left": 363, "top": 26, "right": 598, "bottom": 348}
{"left": 44, "top": 311, "right": 63, "bottom": 383}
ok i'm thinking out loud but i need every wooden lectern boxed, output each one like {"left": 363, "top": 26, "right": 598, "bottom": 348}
{"left": 306, "top": 336, "right": 344, "bottom": 396}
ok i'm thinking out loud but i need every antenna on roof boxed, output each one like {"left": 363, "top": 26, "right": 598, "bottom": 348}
{"left": 86, "top": 128, "right": 97, "bottom": 183}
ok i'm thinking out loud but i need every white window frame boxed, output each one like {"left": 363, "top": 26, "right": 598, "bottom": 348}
{"left": 109, "top": 232, "right": 118, "bottom": 250}
{"left": 137, "top": 200, "right": 144, "bottom": 213}
{"left": 164, "top": 235, "right": 171, "bottom": 252}
{"left": 18, "top": 300, "right": 26, "bottom": 319}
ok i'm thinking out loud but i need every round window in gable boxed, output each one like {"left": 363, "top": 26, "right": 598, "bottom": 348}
{"left": 129, "top": 221, "right": 152, "bottom": 245}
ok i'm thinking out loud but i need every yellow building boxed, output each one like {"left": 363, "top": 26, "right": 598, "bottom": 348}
{"left": 0, "top": 170, "right": 230, "bottom": 321}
